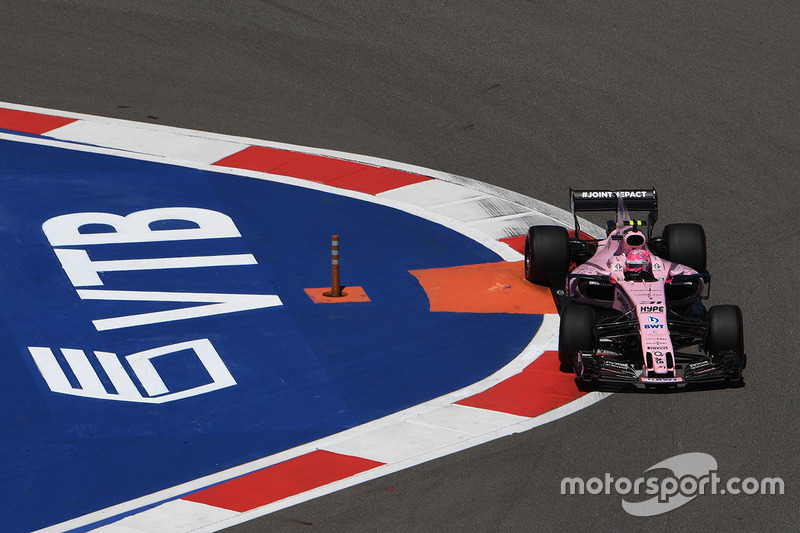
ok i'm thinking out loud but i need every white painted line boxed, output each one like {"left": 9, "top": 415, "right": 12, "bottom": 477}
{"left": 76, "top": 289, "right": 283, "bottom": 331}
{"left": 93, "top": 499, "right": 238, "bottom": 533}
{"left": 53, "top": 250, "right": 257, "bottom": 287}
{"left": 28, "top": 347, "right": 72, "bottom": 392}
{"left": 95, "top": 351, "right": 141, "bottom": 398}
{"left": 61, "top": 349, "right": 106, "bottom": 395}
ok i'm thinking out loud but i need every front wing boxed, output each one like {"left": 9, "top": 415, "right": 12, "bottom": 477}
{"left": 577, "top": 349, "right": 743, "bottom": 386}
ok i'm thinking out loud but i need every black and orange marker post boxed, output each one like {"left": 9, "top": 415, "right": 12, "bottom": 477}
{"left": 323, "top": 234, "right": 345, "bottom": 297}
{"left": 305, "top": 235, "right": 369, "bottom": 303}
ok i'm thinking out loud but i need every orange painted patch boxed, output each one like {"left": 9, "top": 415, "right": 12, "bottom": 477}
{"left": 305, "top": 286, "right": 370, "bottom": 303}
{"left": 409, "top": 261, "right": 557, "bottom": 314}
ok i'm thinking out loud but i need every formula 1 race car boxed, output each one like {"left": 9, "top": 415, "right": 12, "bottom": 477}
{"left": 524, "top": 189, "right": 745, "bottom": 387}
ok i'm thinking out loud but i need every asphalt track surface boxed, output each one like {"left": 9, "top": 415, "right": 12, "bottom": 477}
{"left": 2, "top": 1, "right": 798, "bottom": 531}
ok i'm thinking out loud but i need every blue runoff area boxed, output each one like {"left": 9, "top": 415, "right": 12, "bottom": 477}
{"left": 0, "top": 138, "right": 542, "bottom": 532}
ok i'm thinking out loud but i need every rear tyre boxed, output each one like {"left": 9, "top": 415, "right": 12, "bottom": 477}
{"left": 524, "top": 225, "right": 570, "bottom": 284}
{"left": 558, "top": 303, "right": 596, "bottom": 374}
{"left": 707, "top": 304, "right": 745, "bottom": 374}
{"left": 663, "top": 223, "right": 707, "bottom": 272}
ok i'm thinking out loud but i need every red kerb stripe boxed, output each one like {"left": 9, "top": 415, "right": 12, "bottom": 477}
{"left": 499, "top": 236, "right": 526, "bottom": 254}
{"left": 182, "top": 450, "right": 384, "bottom": 512}
{"left": 0, "top": 108, "right": 77, "bottom": 135}
{"left": 456, "top": 351, "right": 584, "bottom": 417}
{"left": 214, "top": 145, "right": 430, "bottom": 194}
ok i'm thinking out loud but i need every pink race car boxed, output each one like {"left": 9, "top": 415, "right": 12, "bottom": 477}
{"left": 524, "top": 189, "right": 745, "bottom": 388}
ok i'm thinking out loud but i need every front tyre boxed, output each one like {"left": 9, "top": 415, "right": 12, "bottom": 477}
{"left": 706, "top": 304, "right": 745, "bottom": 376}
{"left": 524, "top": 225, "right": 570, "bottom": 285}
{"left": 558, "top": 303, "right": 596, "bottom": 374}
{"left": 663, "top": 223, "right": 707, "bottom": 272}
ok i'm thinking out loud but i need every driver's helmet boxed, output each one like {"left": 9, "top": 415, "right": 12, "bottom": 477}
{"left": 625, "top": 249, "right": 651, "bottom": 273}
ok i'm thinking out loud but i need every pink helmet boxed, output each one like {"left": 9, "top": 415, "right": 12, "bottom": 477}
{"left": 626, "top": 249, "right": 651, "bottom": 273}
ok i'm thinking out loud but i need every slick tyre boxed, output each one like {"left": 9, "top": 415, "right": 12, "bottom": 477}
{"left": 558, "top": 303, "right": 596, "bottom": 374}
{"left": 663, "top": 223, "right": 707, "bottom": 272}
{"left": 524, "top": 225, "right": 570, "bottom": 285}
{"left": 707, "top": 304, "right": 744, "bottom": 360}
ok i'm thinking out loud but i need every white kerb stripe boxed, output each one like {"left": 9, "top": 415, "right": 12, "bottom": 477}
{"left": 92, "top": 499, "right": 238, "bottom": 533}
{"left": 427, "top": 196, "right": 531, "bottom": 223}
{"left": 409, "top": 403, "right": 529, "bottom": 435}
{"left": 377, "top": 179, "right": 484, "bottom": 207}
{"left": 46, "top": 121, "right": 247, "bottom": 164}
{"left": 467, "top": 212, "right": 565, "bottom": 240}
{"left": 324, "top": 409, "right": 517, "bottom": 465}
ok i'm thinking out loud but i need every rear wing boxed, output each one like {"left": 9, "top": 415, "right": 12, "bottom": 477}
{"left": 570, "top": 188, "right": 658, "bottom": 238}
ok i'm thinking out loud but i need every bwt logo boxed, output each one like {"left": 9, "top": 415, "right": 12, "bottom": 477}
{"left": 644, "top": 316, "right": 664, "bottom": 329}
{"left": 28, "top": 207, "right": 283, "bottom": 403}
{"left": 560, "top": 453, "right": 785, "bottom": 516}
